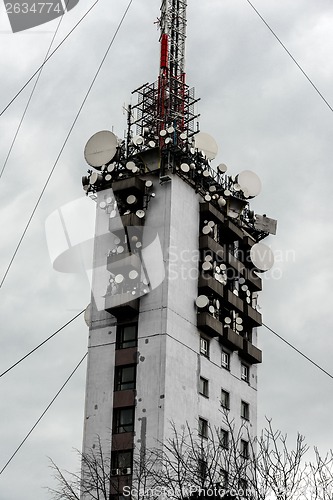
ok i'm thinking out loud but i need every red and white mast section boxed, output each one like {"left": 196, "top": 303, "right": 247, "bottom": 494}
{"left": 158, "top": 0, "right": 187, "bottom": 132}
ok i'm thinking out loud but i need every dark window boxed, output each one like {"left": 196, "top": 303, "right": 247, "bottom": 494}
{"left": 220, "top": 428, "right": 229, "bottom": 449}
{"left": 239, "top": 478, "right": 248, "bottom": 493}
{"left": 113, "top": 407, "right": 135, "bottom": 434}
{"left": 200, "top": 337, "right": 209, "bottom": 357}
{"left": 240, "top": 439, "right": 249, "bottom": 459}
{"left": 221, "top": 389, "right": 230, "bottom": 409}
{"left": 241, "top": 363, "right": 249, "bottom": 383}
{"left": 116, "top": 323, "right": 138, "bottom": 349}
{"left": 198, "top": 417, "right": 208, "bottom": 438}
{"left": 220, "top": 469, "right": 229, "bottom": 488}
{"left": 115, "top": 365, "right": 136, "bottom": 391}
{"left": 199, "top": 377, "right": 209, "bottom": 397}
{"left": 221, "top": 350, "right": 230, "bottom": 370}
{"left": 241, "top": 401, "right": 250, "bottom": 420}
{"left": 198, "top": 458, "right": 207, "bottom": 480}
{"left": 111, "top": 450, "right": 133, "bottom": 475}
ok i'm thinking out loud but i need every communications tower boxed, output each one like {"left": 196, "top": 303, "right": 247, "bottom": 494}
{"left": 80, "top": 1, "right": 277, "bottom": 497}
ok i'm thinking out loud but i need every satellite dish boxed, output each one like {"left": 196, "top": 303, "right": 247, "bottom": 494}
{"left": 89, "top": 172, "right": 102, "bottom": 185}
{"left": 148, "top": 140, "right": 156, "bottom": 148}
{"left": 136, "top": 210, "right": 145, "bottom": 218}
{"left": 145, "top": 180, "right": 153, "bottom": 188}
{"left": 160, "top": 129, "right": 167, "bottom": 137}
{"left": 224, "top": 317, "right": 232, "bottom": 324}
{"left": 115, "top": 274, "right": 124, "bottom": 284}
{"left": 196, "top": 295, "right": 209, "bottom": 308}
{"left": 202, "top": 225, "right": 212, "bottom": 235}
{"left": 167, "top": 126, "right": 175, "bottom": 134}
{"left": 133, "top": 135, "right": 144, "bottom": 146}
{"left": 126, "top": 161, "right": 136, "bottom": 171}
{"left": 194, "top": 132, "right": 218, "bottom": 160}
{"left": 250, "top": 242, "right": 274, "bottom": 272}
{"left": 105, "top": 174, "right": 112, "bottom": 181}
{"left": 208, "top": 305, "right": 215, "bottom": 314}
{"left": 237, "top": 170, "right": 262, "bottom": 198}
{"left": 180, "top": 132, "right": 187, "bottom": 140}
{"left": 84, "top": 130, "right": 118, "bottom": 168}
{"left": 99, "top": 201, "right": 106, "bottom": 209}
{"left": 208, "top": 220, "right": 215, "bottom": 228}
{"left": 236, "top": 317, "right": 243, "bottom": 324}
{"left": 126, "top": 194, "right": 137, "bottom": 205}
{"left": 204, "top": 194, "right": 211, "bottom": 202}
{"left": 165, "top": 137, "right": 172, "bottom": 144}
{"left": 129, "top": 270, "right": 139, "bottom": 280}
{"left": 205, "top": 255, "right": 213, "bottom": 262}
{"left": 218, "top": 197, "right": 226, "bottom": 207}
{"left": 202, "top": 261, "right": 213, "bottom": 271}
{"left": 217, "top": 163, "right": 228, "bottom": 173}
{"left": 84, "top": 303, "right": 92, "bottom": 327}
{"left": 180, "top": 163, "right": 190, "bottom": 172}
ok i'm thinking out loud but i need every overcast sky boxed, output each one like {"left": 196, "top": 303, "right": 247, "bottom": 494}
{"left": 1, "top": 0, "right": 333, "bottom": 498}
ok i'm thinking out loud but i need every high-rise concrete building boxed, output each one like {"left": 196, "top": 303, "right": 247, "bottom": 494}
{"left": 81, "top": 1, "right": 276, "bottom": 497}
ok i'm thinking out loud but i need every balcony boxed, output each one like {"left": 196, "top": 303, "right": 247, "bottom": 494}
{"left": 226, "top": 290, "right": 244, "bottom": 313}
{"left": 198, "top": 275, "right": 224, "bottom": 300}
{"left": 107, "top": 252, "right": 142, "bottom": 275}
{"left": 200, "top": 202, "right": 225, "bottom": 225}
{"left": 239, "top": 339, "right": 262, "bottom": 364}
{"left": 244, "top": 268, "right": 262, "bottom": 291}
{"left": 105, "top": 294, "right": 139, "bottom": 318}
{"left": 199, "top": 235, "right": 224, "bottom": 260}
{"left": 112, "top": 176, "right": 145, "bottom": 195}
{"left": 197, "top": 312, "right": 223, "bottom": 338}
{"left": 220, "top": 326, "right": 244, "bottom": 351}
{"left": 244, "top": 304, "right": 262, "bottom": 327}
{"left": 227, "top": 252, "right": 245, "bottom": 274}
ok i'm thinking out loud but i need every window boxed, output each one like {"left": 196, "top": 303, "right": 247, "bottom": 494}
{"left": 241, "top": 363, "right": 249, "bottom": 383}
{"left": 113, "top": 407, "right": 135, "bottom": 434}
{"left": 241, "top": 401, "right": 249, "bottom": 420}
{"left": 239, "top": 478, "right": 248, "bottom": 494}
{"left": 220, "top": 428, "right": 229, "bottom": 449}
{"left": 221, "top": 350, "right": 230, "bottom": 370}
{"left": 111, "top": 450, "right": 133, "bottom": 474}
{"left": 200, "top": 337, "right": 209, "bottom": 357}
{"left": 198, "top": 417, "right": 208, "bottom": 438}
{"left": 220, "top": 389, "right": 230, "bottom": 409}
{"left": 240, "top": 439, "right": 249, "bottom": 459}
{"left": 220, "top": 469, "right": 229, "bottom": 488}
{"left": 114, "top": 365, "right": 136, "bottom": 391}
{"left": 198, "top": 458, "right": 207, "bottom": 480}
{"left": 199, "top": 377, "right": 209, "bottom": 397}
{"left": 116, "top": 323, "right": 138, "bottom": 349}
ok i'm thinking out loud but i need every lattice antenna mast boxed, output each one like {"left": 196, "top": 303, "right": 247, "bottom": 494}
{"left": 158, "top": 0, "right": 187, "bottom": 132}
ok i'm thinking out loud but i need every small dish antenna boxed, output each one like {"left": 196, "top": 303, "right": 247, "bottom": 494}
{"left": 84, "top": 130, "right": 118, "bottom": 168}
{"left": 195, "top": 295, "right": 209, "bottom": 308}
{"left": 250, "top": 242, "right": 274, "bottom": 272}
{"left": 237, "top": 170, "right": 262, "bottom": 198}
{"left": 194, "top": 132, "right": 218, "bottom": 160}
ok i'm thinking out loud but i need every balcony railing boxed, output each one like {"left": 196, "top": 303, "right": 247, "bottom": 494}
{"left": 105, "top": 294, "right": 139, "bottom": 318}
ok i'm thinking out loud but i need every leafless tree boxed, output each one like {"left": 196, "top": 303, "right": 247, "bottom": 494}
{"left": 48, "top": 416, "right": 332, "bottom": 500}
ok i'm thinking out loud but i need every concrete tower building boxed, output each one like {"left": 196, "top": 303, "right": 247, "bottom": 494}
{"left": 81, "top": 1, "right": 276, "bottom": 497}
